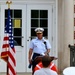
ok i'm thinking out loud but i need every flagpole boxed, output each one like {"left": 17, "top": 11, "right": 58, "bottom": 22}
{"left": 6, "top": 1, "right": 12, "bottom": 75}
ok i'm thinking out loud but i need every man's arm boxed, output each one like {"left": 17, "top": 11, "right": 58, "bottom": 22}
{"left": 28, "top": 48, "right": 33, "bottom": 63}
{"left": 44, "top": 49, "right": 50, "bottom": 55}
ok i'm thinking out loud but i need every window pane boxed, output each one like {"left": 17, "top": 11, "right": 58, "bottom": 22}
{"left": 40, "top": 19, "right": 48, "bottom": 27}
{"left": 31, "top": 10, "right": 39, "bottom": 18}
{"left": 14, "top": 19, "right": 22, "bottom": 28}
{"left": 31, "top": 29, "right": 36, "bottom": 36}
{"left": 31, "top": 19, "right": 39, "bottom": 27}
{"left": 14, "top": 38, "right": 21, "bottom": 46}
{"left": 14, "top": 10, "right": 22, "bottom": 18}
{"left": 14, "top": 28, "right": 21, "bottom": 36}
{"left": 40, "top": 10, "right": 48, "bottom": 18}
{"left": 43, "top": 29, "right": 48, "bottom": 36}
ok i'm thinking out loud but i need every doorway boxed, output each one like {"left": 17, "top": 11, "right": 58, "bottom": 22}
{"left": 0, "top": 3, "right": 57, "bottom": 72}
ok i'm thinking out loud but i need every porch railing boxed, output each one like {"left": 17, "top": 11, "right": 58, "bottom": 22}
{"left": 68, "top": 44, "right": 75, "bottom": 66}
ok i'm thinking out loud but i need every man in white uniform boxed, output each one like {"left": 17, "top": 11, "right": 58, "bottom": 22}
{"left": 34, "top": 56, "right": 58, "bottom": 75}
{"left": 28, "top": 27, "right": 51, "bottom": 74}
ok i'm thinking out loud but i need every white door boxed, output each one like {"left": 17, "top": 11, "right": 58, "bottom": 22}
{"left": 26, "top": 4, "right": 53, "bottom": 72}
{"left": 0, "top": 5, "right": 26, "bottom": 72}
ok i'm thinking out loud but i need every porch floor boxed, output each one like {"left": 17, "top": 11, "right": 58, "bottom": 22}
{"left": 0, "top": 72, "right": 63, "bottom": 75}
{"left": 0, "top": 72, "right": 32, "bottom": 75}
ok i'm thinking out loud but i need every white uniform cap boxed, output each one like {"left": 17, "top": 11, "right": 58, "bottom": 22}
{"left": 35, "top": 27, "right": 44, "bottom": 33}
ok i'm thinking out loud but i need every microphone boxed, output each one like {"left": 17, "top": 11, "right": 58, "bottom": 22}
{"left": 43, "top": 41, "right": 49, "bottom": 56}
{"left": 43, "top": 41, "right": 46, "bottom": 45}
{"left": 43, "top": 41, "right": 47, "bottom": 49}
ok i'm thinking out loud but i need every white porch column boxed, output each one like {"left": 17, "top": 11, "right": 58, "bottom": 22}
{"left": 63, "top": 0, "right": 74, "bottom": 69}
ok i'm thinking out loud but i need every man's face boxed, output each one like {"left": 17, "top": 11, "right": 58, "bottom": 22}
{"left": 36, "top": 33, "right": 43, "bottom": 39}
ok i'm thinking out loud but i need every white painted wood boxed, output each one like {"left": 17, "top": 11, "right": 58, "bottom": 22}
{"left": 50, "top": 0, "right": 58, "bottom": 66}
{"left": 0, "top": 0, "right": 55, "bottom": 4}
{"left": 54, "top": 0, "right": 58, "bottom": 66}
{"left": 0, "top": 4, "right": 6, "bottom": 72}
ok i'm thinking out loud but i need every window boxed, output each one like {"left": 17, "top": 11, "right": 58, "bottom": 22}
{"left": 31, "top": 10, "right": 48, "bottom": 39}
{"left": 5, "top": 9, "right": 22, "bottom": 46}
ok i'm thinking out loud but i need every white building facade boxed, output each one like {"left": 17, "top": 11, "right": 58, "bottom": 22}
{"left": 0, "top": 0, "right": 74, "bottom": 74}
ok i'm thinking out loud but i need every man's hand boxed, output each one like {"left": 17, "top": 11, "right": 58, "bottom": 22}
{"left": 28, "top": 48, "right": 33, "bottom": 63}
{"left": 44, "top": 51, "right": 49, "bottom": 56}
{"left": 29, "top": 59, "right": 32, "bottom": 64}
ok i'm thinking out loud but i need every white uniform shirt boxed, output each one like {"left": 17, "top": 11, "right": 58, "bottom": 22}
{"left": 29, "top": 37, "right": 51, "bottom": 55}
{"left": 34, "top": 68, "right": 58, "bottom": 75}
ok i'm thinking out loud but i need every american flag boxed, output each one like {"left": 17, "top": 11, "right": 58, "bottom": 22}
{"left": 1, "top": 8, "right": 16, "bottom": 75}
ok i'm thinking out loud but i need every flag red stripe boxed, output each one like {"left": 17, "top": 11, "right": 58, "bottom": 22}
{"left": 8, "top": 62, "right": 16, "bottom": 75}
{"left": 1, "top": 51, "right": 8, "bottom": 56}
{"left": 8, "top": 51, "right": 16, "bottom": 66}
{"left": 4, "top": 37, "right": 9, "bottom": 40}
{"left": 2, "top": 44, "right": 9, "bottom": 48}
{"left": 1, "top": 51, "right": 8, "bottom": 62}
{"left": 12, "top": 48, "right": 15, "bottom": 53}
